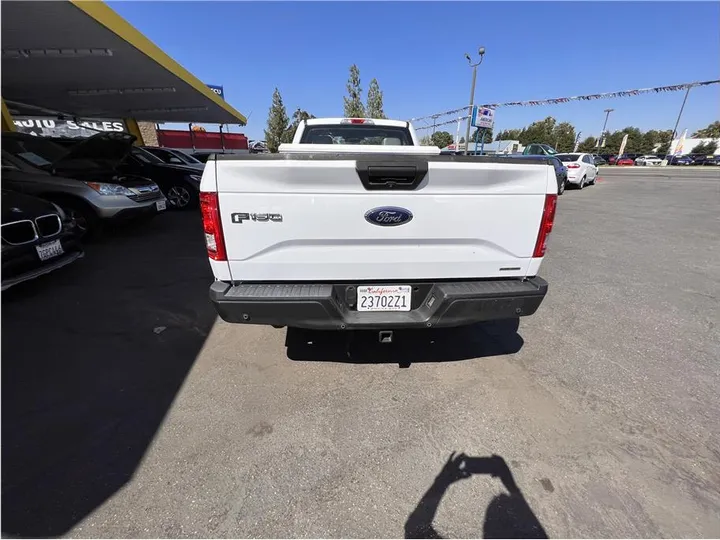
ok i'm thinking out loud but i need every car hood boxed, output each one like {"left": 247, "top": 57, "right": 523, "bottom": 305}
{"left": 2, "top": 189, "right": 57, "bottom": 224}
{"left": 52, "top": 131, "right": 137, "bottom": 169}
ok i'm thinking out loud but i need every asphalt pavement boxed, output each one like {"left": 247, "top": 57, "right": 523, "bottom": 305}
{"left": 2, "top": 167, "right": 720, "bottom": 538}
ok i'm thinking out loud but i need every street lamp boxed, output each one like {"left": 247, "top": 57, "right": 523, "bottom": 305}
{"left": 598, "top": 108, "right": 614, "bottom": 150}
{"left": 464, "top": 46, "right": 486, "bottom": 155}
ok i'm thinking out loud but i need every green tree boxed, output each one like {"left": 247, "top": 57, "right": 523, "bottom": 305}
{"left": 343, "top": 64, "right": 366, "bottom": 118}
{"left": 459, "top": 136, "right": 466, "bottom": 144}
{"left": 495, "top": 128, "right": 523, "bottom": 141}
{"left": 691, "top": 140, "right": 718, "bottom": 154}
{"left": 366, "top": 78, "right": 386, "bottom": 119}
{"left": 551, "top": 121, "right": 576, "bottom": 152}
{"left": 430, "top": 131, "right": 454, "bottom": 149}
{"left": 639, "top": 129, "right": 673, "bottom": 153}
{"left": 519, "top": 117, "right": 557, "bottom": 145}
{"left": 284, "top": 108, "right": 315, "bottom": 143}
{"left": 264, "top": 87, "right": 290, "bottom": 153}
{"left": 470, "top": 127, "right": 493, "bottom": 144}
{"left": 578, "top": 136, "right": 598, "bottom": 153}
{"left": 692, "top": 121, "right": 720, "bottom": 138}
{"left": 656, "top": 141, "right": 671, "bottom": 156}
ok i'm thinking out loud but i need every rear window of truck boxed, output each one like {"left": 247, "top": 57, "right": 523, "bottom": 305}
{"left": 300, "top": 125, "right": 413, "bottom": 146}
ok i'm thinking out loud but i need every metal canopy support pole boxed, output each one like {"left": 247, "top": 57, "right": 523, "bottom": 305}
{"left": 1, "top": 98, "right": 16, "bottom": 132}
{"left": 664, "top": 86, "right": 691, "bottom": 164}
{"left": 124, "top": 118, "right": 144, "bottom": 146}
{"left": 480, "top": 128, "right": 487, "bottom": 155}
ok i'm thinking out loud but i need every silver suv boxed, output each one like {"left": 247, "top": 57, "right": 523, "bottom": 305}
{"left": 2, "top": 133, "right": 167, "bottom": 239}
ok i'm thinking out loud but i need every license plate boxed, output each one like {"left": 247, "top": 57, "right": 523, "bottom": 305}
{"left": 156, "top": 200, "right": 167, "bottom": 211}
{"left": 36, "top": 239, "right": 64, "bottom": 262}
{"left": 357, "top": 285, "right": 412, "bottom": 312}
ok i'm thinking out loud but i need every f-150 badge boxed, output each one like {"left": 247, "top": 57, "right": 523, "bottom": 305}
{"left": 364, "top": 207, "right": 413, "bottom": 226}
{"left": 231, "top": 212, "right": 283, "bottom": 223}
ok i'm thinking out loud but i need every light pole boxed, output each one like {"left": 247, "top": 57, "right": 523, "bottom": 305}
{"left": 464, "top": 47, "right": 485, "bottom": 155}
{"left": 598, "top": 108, "right": 613, "bottom": 150}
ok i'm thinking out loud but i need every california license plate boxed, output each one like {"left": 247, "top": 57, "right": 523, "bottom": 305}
{"left": 36, "top": 239, "right": 64, "bottom": 261}
{"left": 156, "top": 200, "right": 167, "bottom": 211}
{"left": 357, "top": 285, "right": 412, "bottom": 312}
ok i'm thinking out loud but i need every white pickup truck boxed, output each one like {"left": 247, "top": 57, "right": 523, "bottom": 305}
{"left": 200, "top": 118, "right": 556, "bottom": 339}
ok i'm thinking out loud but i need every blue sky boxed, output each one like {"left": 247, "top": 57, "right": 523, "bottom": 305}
{"left": 108, "top": 1, "right": 720, "bottom": 141}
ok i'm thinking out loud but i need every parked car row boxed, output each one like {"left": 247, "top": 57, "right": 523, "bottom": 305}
{"left": 1, "top": 132, "right": 209, "bottom": 291}
{"left": 603, "top": 153, "right": 720, "bottom": 166}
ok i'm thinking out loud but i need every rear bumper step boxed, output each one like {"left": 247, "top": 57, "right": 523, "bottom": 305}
{"left": 209, "top": 277, "right": 548, "bottom": 330}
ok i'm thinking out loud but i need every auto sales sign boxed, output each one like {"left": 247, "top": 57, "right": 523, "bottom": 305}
{"left": 12, "top": 116, "right": 128, "bottom": 138}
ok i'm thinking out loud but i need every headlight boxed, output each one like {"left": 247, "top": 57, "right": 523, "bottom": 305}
{"left": 85, "top": 181, "right": 134, "bottom": 196}
{"left": 188, "top": 174, "right": 202, "bottom": 183}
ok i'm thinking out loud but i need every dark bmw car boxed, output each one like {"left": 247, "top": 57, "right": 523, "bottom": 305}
{"left": 2, "top": 189, "right": 83, "bottom": 291}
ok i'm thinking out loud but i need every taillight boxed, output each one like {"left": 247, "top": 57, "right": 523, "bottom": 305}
{"left": 199, "top": 192, "right": 227, "bottom": 261}
{"left": 567, "top": 163, "right": 581, "bottom": 168}
{"left": 533, "top": 194, "right": 557, "bottom": 258}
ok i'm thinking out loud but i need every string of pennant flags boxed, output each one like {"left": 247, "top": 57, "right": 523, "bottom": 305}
{"left": 410, "top": 79, "right": 720, "bottom": 131}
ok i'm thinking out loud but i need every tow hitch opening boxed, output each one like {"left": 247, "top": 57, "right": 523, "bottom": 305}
{"left": 379, "top": 330, "right": 393, "bottom": 343}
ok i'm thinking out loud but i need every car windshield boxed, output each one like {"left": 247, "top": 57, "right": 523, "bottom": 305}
{"left": 172, "top": 150, "right": 203, "bottom": 164}
{"left": 557, "top": 154, "right": 581, "bottom": 162}
{"left": 2, "top": 136, "right": 67, "bottom": 169}
{"left": 131, "top": 147, "right": 165, "bottom": 165}
{"left": 300, "top": 124, "right": 413, "bottom": 145}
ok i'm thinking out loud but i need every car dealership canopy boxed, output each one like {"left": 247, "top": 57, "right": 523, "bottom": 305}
{"left": 1, "top": 0, "right": 247, "bottom": 126}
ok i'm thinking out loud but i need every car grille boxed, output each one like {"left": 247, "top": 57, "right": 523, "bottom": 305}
{"left": 35, "top": 214, "right": 62, "bottom": 237}
{"left": 1, "top": 213, "right": 64, "bottom": 246}
{"left": 127, "top": 184, "right": 162, "bottom": 202}
{"left": 1, "top": 220, "right": 38, "bottom": 245}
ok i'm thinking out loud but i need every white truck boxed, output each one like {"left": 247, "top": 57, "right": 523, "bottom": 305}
{"left": 200, "top": 118, "right": 556, "bottom": 341}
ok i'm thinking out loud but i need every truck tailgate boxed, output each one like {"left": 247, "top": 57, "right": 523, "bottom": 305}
{"left": 208, "top": 154, "right": 555, "bottom": 282}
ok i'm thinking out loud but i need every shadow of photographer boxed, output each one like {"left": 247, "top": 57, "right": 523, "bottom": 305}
{"left": 405, "top": 453, "right": 548, "bottom": 539}
{"left": 285, "top": 318, "right": 523, "bottom": 367}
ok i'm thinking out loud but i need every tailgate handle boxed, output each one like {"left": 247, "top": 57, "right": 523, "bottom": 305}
{"left": 355, "top": 161, "right": 428, "bottom": 191}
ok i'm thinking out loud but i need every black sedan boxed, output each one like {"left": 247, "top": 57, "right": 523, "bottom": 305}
{"left": 2, "top": 189, "right": 84, "bottom": 291}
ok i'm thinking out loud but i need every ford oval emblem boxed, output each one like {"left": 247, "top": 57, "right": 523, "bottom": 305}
{"left": 364, "top": 206, "right": 413, "bottom": 227}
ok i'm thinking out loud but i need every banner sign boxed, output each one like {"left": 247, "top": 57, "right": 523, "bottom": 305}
{"left": 410, "top": 79, "right": 720, "bottom": 129}
{"left": 617, "top": 134, "right": 629, "bottom": 157}
{"left": 12, "top": 116, "right": 127, "bottom": 138}
{"left": 207, "top": 84, "right": 225, "bottom": 100}
{"left": 471, "top": 106, "right": 495, "bottom": 129}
